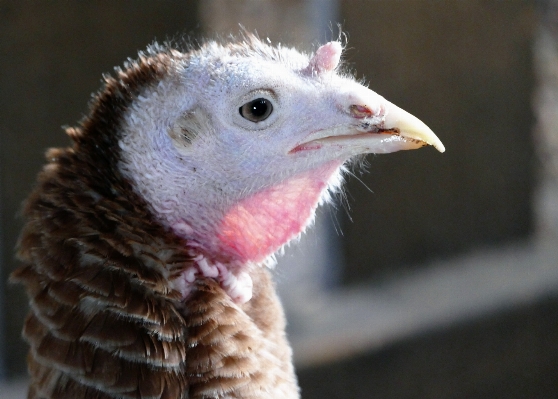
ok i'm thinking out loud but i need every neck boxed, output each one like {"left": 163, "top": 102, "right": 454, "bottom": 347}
{"left": 169, "top": 161, "right": 343, "bottom": 304}
{"left": 215, "top": 161, "right": 342, "bottom": 263}
{"left": 15, "top": 147, "right": 300, "bottom": 398}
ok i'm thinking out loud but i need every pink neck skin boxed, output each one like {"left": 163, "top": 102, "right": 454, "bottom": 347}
{"left": 216, "top": 161, "right": 342, "bottom": 264}
{"left": 171, "top": 161, "right": 341, "bottom": 304}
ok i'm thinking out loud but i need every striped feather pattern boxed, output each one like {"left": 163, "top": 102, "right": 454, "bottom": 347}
{"left": 12, "top": 46, "right": 299, "bottom": 398}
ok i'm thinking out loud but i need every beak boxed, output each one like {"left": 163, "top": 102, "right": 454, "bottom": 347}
{"left": 291, "top": 98, "right": 445, "bottom": 155}
{"left": 295, "top": 41, "right": 444, "bottom": 156}
{"left": 381, "top": 100, "right": 445, "bottom": 153}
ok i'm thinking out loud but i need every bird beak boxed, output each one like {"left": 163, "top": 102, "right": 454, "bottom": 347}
{"left": 291, "top": 99, "right": 445, "bottom": 155}
{"left": 381, "top": 100, "right": 445, "bottom": 153}
{"left": 295, "top": 40, "right": 444, "bottom": 156}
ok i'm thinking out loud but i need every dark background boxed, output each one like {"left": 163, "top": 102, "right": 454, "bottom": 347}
{"left": 340, "top": 1, "right": 535, "bottom": 282}
{"left": 1, "top": 1, "right": 555, "bottom": 398}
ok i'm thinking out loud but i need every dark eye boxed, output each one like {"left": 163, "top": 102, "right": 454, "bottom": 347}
{"left": 239, "top": 98, "right": 273, "bottom": 122}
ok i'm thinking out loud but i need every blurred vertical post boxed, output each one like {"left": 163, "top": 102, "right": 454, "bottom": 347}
{"left": 199, "top": 0, "right": 343, "bottom": 327}
{"left": 534, "top": 0, "right": 558, "bottom": 242}
{"left": 0, "top": 131, "right": 5, "bottom": 380}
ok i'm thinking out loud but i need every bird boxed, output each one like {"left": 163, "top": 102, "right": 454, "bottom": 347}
{"left": 12, "top": 33, "right": 444, "bottom": 399}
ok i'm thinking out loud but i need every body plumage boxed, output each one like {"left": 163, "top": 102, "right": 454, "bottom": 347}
{"left": 13, "top": 35, "right": 443, "bottom": 398}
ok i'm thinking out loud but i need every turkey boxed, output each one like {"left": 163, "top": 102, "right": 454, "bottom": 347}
{"left": 12, "top": 34, "right": 444, "bottom": 399}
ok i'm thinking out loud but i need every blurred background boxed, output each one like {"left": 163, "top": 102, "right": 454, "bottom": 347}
{"left": 1, "top": 1, "right": 558, "bottom": 398}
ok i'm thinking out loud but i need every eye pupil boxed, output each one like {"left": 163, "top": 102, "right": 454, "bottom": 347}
{"left": 250, "top": 99, "right": 268, "bottom": 117}
{"left": 239, "top": 98, "right": 273, "bottom": 122}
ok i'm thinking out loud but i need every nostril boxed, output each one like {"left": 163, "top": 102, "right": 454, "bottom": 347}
{"left": 349, "top": 104, "right": 373, "bottom": 119}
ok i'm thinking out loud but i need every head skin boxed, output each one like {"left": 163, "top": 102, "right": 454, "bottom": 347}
{"left": 108, "top": 34, "right": 443, "bottom": 302}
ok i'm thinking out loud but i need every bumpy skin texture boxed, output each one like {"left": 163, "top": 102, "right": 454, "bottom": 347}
{"left": 13, "top": 48, "right": 298, "bottom": 399}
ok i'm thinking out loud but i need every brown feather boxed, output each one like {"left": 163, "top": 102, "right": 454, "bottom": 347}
{"left": 13, "top": 45, "right": 299, "bottom": 398}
